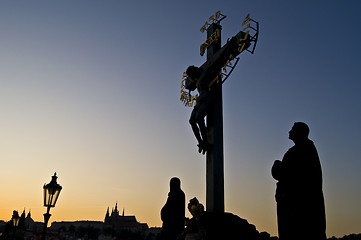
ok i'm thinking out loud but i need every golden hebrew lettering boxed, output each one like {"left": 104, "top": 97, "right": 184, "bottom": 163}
{"left": 238, "top": 43, "right": 246, "bottom": 53}
{"left": 222, "top": 59, "right": 233, "bottom": 72}
{"left": 200, "top": 29, "right": 220, "bottom": 56}
{"left": 215, "top": 29, "right": 220, "bottom": 41}
{"left": 243, "top": 23, "right": 251, "bottom": 31}
{"left": 242, "top": 14, "right": 250, "bottom": 26}
{"left": 200, "top": 11, "right": 222, "bottom": 32}
{"left": 209, "top": 15, "right": 214, "bottom": 23}
{"left": 238, "top": 31, "right": 249, "bottom": 53}
{"left": 215, "top": 11, "right": 221, "bottom": 21}
{"left": 206, "top": 38, "right": 212, "bottom": 46}
{"left": 200, "top": 22, "right": 209, "bottom": 32}
{"left": 239, "top": 31, "right": 249, "bottom": 42}
{"left": 200, "top": 43, "right": 206, "bottom": 56}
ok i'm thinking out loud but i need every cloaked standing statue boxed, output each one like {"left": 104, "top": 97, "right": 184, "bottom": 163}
{"left": 272, "top": 122, "right": 326, "bottom": 240}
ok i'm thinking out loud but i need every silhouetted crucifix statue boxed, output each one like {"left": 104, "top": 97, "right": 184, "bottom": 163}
{"left": 180, "top": 12, "right": 258, "bottom": 213}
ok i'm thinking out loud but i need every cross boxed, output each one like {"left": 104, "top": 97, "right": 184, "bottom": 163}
{"left": 181, "top": 12, "right": 259, "bottom": 213}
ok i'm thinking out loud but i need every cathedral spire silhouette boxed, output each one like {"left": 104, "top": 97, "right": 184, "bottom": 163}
{"left": 104, "top": 207, "right": 110, "bottom": 223}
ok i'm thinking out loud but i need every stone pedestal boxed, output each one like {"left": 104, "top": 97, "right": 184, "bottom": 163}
{"left": 199, "top": 212, "right": 259, "bottom": 240}
{"left": 182, "top": 212, "right": 261, "bottom": 240}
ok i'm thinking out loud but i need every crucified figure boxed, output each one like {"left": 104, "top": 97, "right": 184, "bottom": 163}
{"left": 186, "top": 65, "right": 210, "bottom": 154}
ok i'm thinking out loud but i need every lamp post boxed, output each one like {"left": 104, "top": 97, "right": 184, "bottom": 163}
{"left": 41, "top": 173, "right": 62, "bottom": 240}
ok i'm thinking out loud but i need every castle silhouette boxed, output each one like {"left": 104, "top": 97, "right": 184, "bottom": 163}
{"left": 104, "top": 202, "right": 148, "bottom": 231}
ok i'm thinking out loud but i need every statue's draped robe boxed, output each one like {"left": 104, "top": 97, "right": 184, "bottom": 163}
{"left": 160, "top": 187, "right": 185, "bottom": 240}
{"left": 273, "top": 139, "right": 326, "bottom": 240}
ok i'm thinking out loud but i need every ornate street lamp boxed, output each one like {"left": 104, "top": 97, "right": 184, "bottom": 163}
{"left": 41, "top": 173, "right": 62, "bottom": 240}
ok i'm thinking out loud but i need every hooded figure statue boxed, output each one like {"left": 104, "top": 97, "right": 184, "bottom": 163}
{"left": 160, "top": 177, "right": 185, "bottom": 240}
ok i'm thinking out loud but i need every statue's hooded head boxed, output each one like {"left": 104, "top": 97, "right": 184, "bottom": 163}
{"left": 170, "top": 177, "right": 181, "bottom": 191}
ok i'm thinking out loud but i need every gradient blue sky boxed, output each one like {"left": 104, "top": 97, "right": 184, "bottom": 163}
{"left": 0, "top": 0, "right": 360, "bottom": 237}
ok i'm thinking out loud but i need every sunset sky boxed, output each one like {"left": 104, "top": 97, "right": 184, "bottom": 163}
{"left": 1, "top": 0, "right": 360, "bottom": 238}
